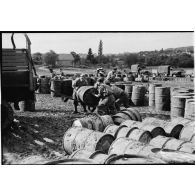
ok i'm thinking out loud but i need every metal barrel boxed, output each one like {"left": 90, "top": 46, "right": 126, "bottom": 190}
{"left": 171, "top": 95, "right": 192, "bottom": 118}
{"left": 120, "top": 110, "right": 137, "bottom": 121}
{"left": 72, "top": 117, "right": 94, "bottom": 130}
{"left": 77, "top": 86, "right": 99, "bottom": 107}
{"left": 63, "top": 127, "right": 114, "bottom": 154}
{"left": 72, "top": 114, "right": 107, "bottom": 132}
{"left": 112, "top": 112, "right": 132, "bottom": 125}
{"left": 100, "top": 115, "right": 114, "bottom": 128}
{"left": 131, "top": 85, "right": 146, "bottom": 106}
{"left": 155, "top": 87, "right": 170, "bottom": 111}
{"left": 115, "top": 125, "right": 133, "bottom": 139}
{"left": 19, "top": 100, "right": 35, "bottom": 112}
{"left": 142, "top": 117, "right": 169, "bottom": 129}
{"left": 69, "top": 149, "right": 109, "bottom": 164}
{"left": 149, "top": 83, "right": 162, "bottom": 107}
{"left": 138, "top": 124, "right": 166, "bottom": 138}
{"left": 149, "top": 135, "right": 172, "bottom": 148}
{"left": 84, "top": 131, "right": 114, "bottom": 154}
{"left": 171, "top": 117, "right": 193, "bottom": 126}
{"left": 124, "top": 84, "right": 133, "bottom": 99}
{"left": 39, "top": 76, "right": 50, "bottom": 94}
{"left": 114, "top": 82, "right": 125, "bottom": 90}
{"left": 120, "top": 120, "right": 142, "bottom": 128}
{"left": 60, "top": 79, "right": 73, "bottom": 97}
{"left": 184, "top": 98, "right": 195, "bottom": 120}
{"left": 103, "top": 124, "right": 120, "bottom": 137}
{"left": 179, "top": 125, "right": 195, "bottom": 143}
{"left": 163, "top": 138, "right": 188, "bottom": 151}
{"left": 63, "top": 127, "right": 92, "bottom": 154}
{"left": 122, "top": 108, "right": 142, "bottom": 121}
{"left": 126, "top": 128, "right": 153, "bottom": 144}
{"left": 178, "top": 142, "right": 195, "bottom": 154}
{"left": 105, "top": 154, "right": 164, "bottom": 164}
{"left": 50, "top": 79, "right": 62, "bottom": 97}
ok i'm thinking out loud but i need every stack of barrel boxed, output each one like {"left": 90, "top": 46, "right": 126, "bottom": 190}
{"left": 171, "top": 88, "right": 194, "bottom": 119}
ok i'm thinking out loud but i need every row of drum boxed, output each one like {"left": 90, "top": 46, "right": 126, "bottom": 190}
{"left": 62, "top": 127, "right": 195, "bottom": 164}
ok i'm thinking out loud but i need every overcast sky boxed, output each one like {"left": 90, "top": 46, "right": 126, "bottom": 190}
{"left": 2, "top": 32, "right": 193, "bottom": 54}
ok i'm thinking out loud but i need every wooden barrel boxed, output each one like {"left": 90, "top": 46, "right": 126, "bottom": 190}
{"left": 126, "top": 127, "right": 153, "bottom": 144}
{"left": 131, "top": 85, "right": 146, "bottom": 106}
{"left": 120, "top": 120, "right": 142, "bottom": 128}
{"left": 60, "top": 79, "right": 73, "bottom": 97}
{"left": 77, "top": 86, "right": 99, "bottom": 107}
{"left": 50, "top": 79, "right": 62, "bottom": 97}
{"left": 63, "top": 127, "right": 114, "bottom": 154}
{"left": 184, "top": 98, "right": 195, "bottom": 120}
{"left": 122, "top": 108, "right": 142, "bottom": 121}
{"left": 171, "top": 95, "right": 192, "bottom": 118}
{"left": 149, "top": 83, "right": 162, "bottom": 107}
{"left": 69, "top": 149, "right": 108, "bottom": 164}
{"left": 19, "top": 100, "right": 35, "bottom": 112}
{"left": 149, "top": 136, "right": 172, "bottom": 148}
{"left": 138, "top": 124, "right": 166, "bottom": 138}
{"left": 103, "top": 124, "right": 120, "bottom": 137}
{"left": 124, "top": 84, "right": 133, "bottom": 99}
{"left": 155, "top": 87, "right": 170, "bottom": 111}
{"left": 39, "top": 76, "right": 50, "bottom": 94}
{"left": 179, "top": 125, "right": 195, "bottom": 143}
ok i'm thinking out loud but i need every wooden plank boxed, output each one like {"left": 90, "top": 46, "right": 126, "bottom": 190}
{"left": 2, "top": 58, "right": 27, "bottom": 63}
{"left": 2, "top": 62, "right": 28, "bottom": 66}
{"left": 2, "top": 55, "right": 26, "bottom": 60}
{"left": 2, "top": 67, "right": 29, "bottom": 71}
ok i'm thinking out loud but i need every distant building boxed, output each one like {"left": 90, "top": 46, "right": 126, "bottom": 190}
{"left": 56, "top": 54, "right": 74, "bottom": 67}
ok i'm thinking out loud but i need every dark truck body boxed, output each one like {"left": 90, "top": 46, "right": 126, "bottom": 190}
{"left": 2, "top": 48, "right": 35, "bottom": 102}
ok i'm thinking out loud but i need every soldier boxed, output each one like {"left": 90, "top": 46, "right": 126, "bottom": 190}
{"left": 59, "top": 68, "right": 65, "bottom": 77}
{"left": 105, "top": 67, "right": 117, "bottom": 83}
{"left": 72, "top": 74, "right": 88, "bottom": 114}
{"left": 94, "top": 78, "right": 117, "bottom": 115}
{"left": 104, "top": 80, "right": 129, "bottom": 111}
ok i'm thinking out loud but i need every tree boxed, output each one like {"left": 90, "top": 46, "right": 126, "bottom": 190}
{"left": 71, "top": 51, "right": 81, "bottom": 65}
{"left": 43, "top": 50, "right": 58, "bottom": 67}
{"left": 98, "top": 40, "right": 103, "bottom": 63}
{"left": 86, "top": 48, "right": 94, "bottom": 64}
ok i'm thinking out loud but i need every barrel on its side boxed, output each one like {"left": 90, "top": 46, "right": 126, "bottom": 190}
{"left": 179, "top": 125, "right": 195, "bottom": 143}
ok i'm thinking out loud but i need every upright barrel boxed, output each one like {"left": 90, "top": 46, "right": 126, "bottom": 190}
{"left": 185, "top": 98, "right": 195, "bottom": 120}
{"left": 171, "top": 95, "right": 192, "bottom": 118}
{"left": 131, "top": 85, "right": 146, "bottom": 106}
{"left": 38, "top": 76, "right": 50, "bottom": 94}
{"left": 149, "top": 83, "right": 162, "bottom": 107}
{"left": 50, "top": 79, "right": 62, "bottom": 97}
{"left": 19, "top": 100, "right": 35, "bottom": 111}
{"left": 124, "top": 84, "right": 133, "bottom": 99}
{"left": 155, "top": 87, "right": 170, "bottom": 111}
{"left": 60, "top": 79, "right": 73, "bottom": 97}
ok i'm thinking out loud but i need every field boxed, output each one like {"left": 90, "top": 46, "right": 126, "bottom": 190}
{"left": 2, "top": 66, "right": 195, "bottom": 164}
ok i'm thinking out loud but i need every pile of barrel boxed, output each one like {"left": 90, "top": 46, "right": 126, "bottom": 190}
{"left": 61, "top": 108, "right": 195, "bottom": 164}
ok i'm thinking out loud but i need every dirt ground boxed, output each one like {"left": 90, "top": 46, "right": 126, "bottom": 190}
{"left": 2, "top": 67, "right": 194, "bottom": 164}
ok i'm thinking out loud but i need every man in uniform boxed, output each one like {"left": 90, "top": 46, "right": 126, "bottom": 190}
{"left": 106, "top": 67, "right": 117, "bottom": 83}
{"left": 104, "top": 80, "right": 129, "bottom": 111}
{"left": 72, "top": 74, "right": 88, "bottom": 114}
{"left": 94, "top": 78, "right": 117, "bottom": 115}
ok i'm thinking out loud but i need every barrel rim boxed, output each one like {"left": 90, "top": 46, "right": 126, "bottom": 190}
{"left": 89, "top": 150, "right": 106, "bottom": 159}
{"left": 126, "top": 108, "right": 142, "bottom": 122}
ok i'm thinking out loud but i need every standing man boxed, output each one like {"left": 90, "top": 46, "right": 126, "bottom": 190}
{"left": 106, "top": 67, "right": 117, "bottom": 83}
{"left": 72, "top": 74, "right": 88, "bottom": 114}
{"left": 94, "top": 78, "right": 117, "bottom": 115}
{"left": 104, "top": 80, "right": 129, "bottom": 111}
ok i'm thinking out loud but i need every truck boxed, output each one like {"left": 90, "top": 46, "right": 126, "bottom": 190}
{"left": 1, "top": 33, "right": 37, "bottom": 131}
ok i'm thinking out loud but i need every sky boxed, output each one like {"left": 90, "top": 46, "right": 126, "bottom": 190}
{"left": 2, "top": 32, "right": 194, "bottom": 54}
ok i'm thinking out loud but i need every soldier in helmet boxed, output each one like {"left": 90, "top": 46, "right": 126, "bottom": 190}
{"left": 104, "top": 80, "right": 129, "bottom": 111}
{"left": 72, "top": 74, "right": 88, "bottom": 114}
{"left": 94, "top": 78, "right": 117, "bottom": 115}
